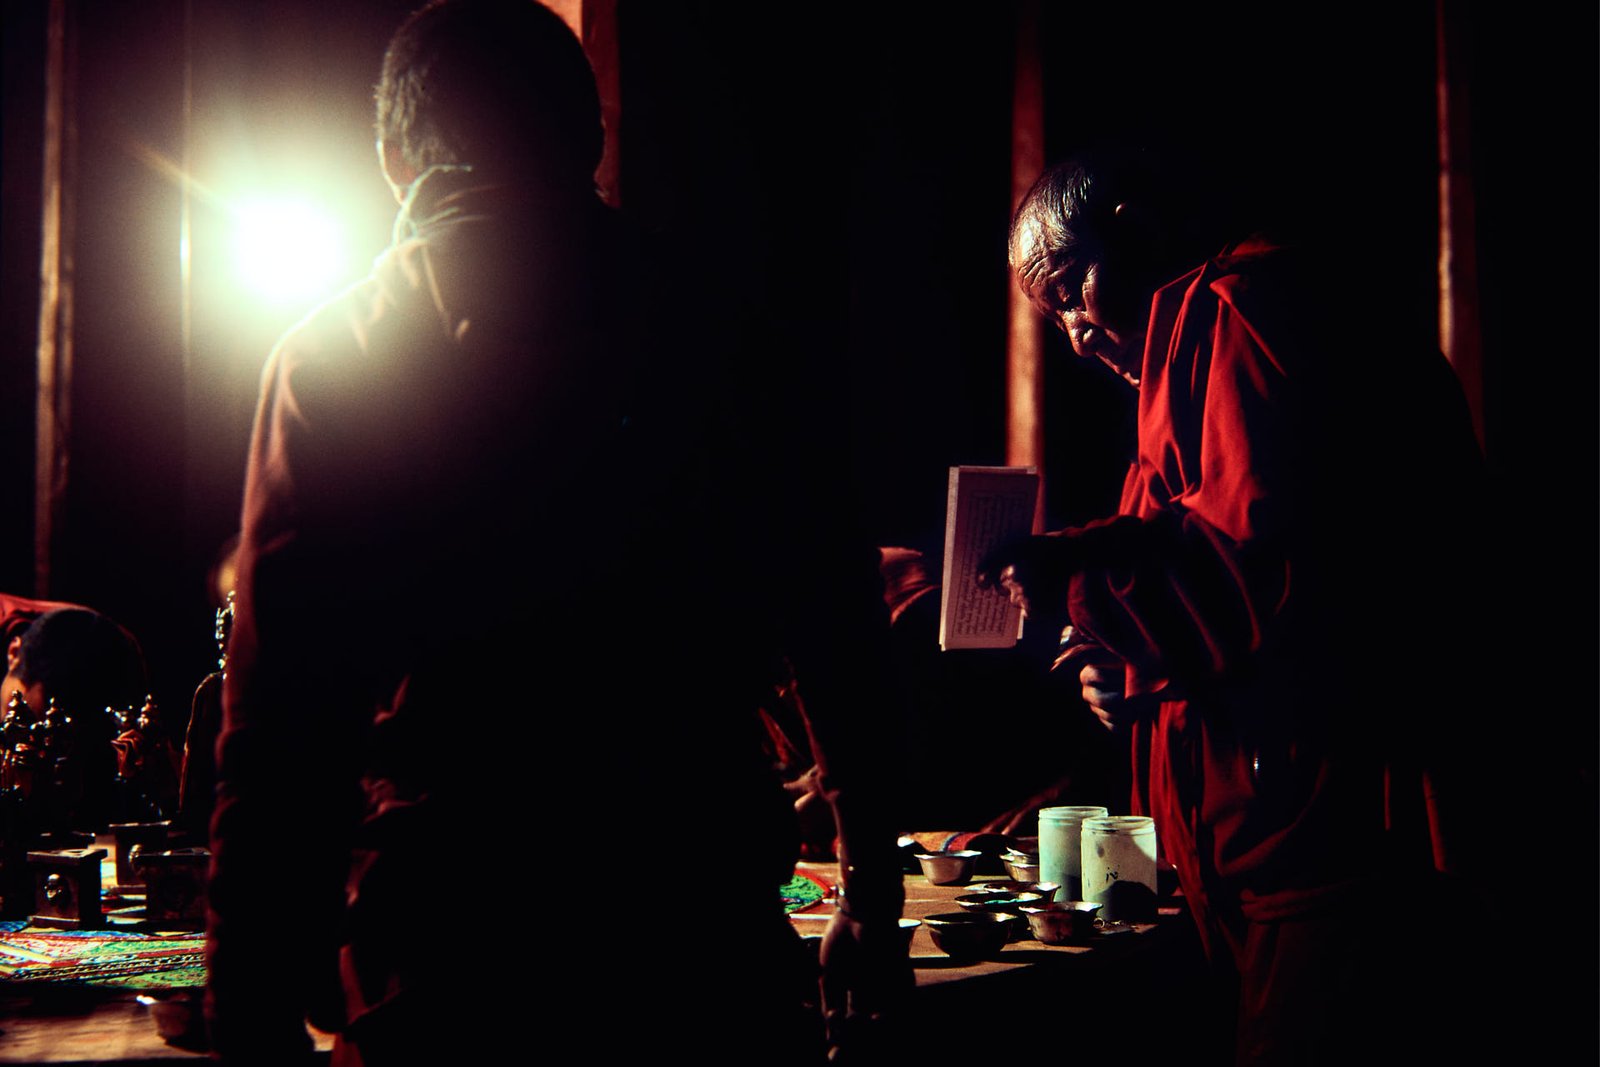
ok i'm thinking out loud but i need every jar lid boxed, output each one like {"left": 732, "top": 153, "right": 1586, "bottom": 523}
{"left": 1038, "top": 805, "right": 1109, "bottom": 823}
{"left": 1082, "top": 815, "right": 1155, "bottom": 835}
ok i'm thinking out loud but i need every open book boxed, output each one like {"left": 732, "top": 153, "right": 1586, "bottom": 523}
{"left": 937, "top": 465, "right": 1040, "bottom": 650}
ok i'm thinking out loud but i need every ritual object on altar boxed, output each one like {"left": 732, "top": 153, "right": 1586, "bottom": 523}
{"left": 26, "top": 846, "right": 106, "bottom": 929}
{"left": 953, "top": 889, "right": 1048, "bottom": 915}
{"left": 913, "top": 849, "right": 982, "bottom": 886}
{"left": 130, "top": 846, "right": 210, "bottom": 929}
{"left": 1020, "top": 900, "right": 1101, "bottom": 945}
{"left": 921, "top": 911, "right": 1016, "bottom": 961}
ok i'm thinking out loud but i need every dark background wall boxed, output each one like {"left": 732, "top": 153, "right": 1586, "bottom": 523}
{"left": 0, "top": 2, "right": 1594, "bottom": 781}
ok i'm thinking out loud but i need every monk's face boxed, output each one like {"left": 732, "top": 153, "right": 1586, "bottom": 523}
{"left": 1014, "top": 214, "right": 1147, "bottom": 388}
{"left": 1037, "top": 255, "right": 1144, "bottom": 388}
{"left": 2, "top": 638, "right": 44, "bottom": 717}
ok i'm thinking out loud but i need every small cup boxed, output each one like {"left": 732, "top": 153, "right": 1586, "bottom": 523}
{"left": 922, "top": 911, "right": 1015, "bottom": 961}
{"left": 1020, "top": 900, "right": 1102, "bottom": 945}
{"left": 953, "top": 890, "right": 1047, "bottom": 914}
{"left": 1001, "top": 854, "right": 1042, "bottom": 882}
{"left": 964, "top": 879, "right": 1059, "bottom": 898}
{"left": 914, "top": 850, "right": 982, "bottom": 886}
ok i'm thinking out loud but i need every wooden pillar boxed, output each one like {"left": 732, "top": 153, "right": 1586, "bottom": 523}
{"left": 1435, "top": 0, "right": 1485, "bottom": 452}
{"left": 35, "top": 0, "right": 78, "bottom": 597}
{"left": 1006, "top": 0, "right": 1046, "bottom": 529}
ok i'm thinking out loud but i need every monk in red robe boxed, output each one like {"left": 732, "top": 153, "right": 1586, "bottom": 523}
{"left": 986, "top": 156, "right": 1495, "bottom": 1064}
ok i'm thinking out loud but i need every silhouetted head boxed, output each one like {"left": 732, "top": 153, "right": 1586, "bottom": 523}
{"left": 3, "top": 608, "right": 146, "bottom": 716}
{"left": 375, "top": 0, "right": 602, "bottom": 194}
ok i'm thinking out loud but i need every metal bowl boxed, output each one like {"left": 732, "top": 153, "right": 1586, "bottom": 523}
{"left": 921, "top": 911, "right": 1016, "bottom": 961}
{"left": 1020, "top": 900, "right": 1102, "bottom": 945}
{"left": 953, "top": 890, "right": 1048, "bottom": 914}
{"left": 1001, "top": 854, "right": 1042, "bottom": 882}
{"left": 914, "top": 850, "right": 982, "bottom": 886}
{"left": 966, "top": 879, "right": 1060, "bottom": 900}
{"left": 897, "top": 918, "right": 922, "bottom": 949}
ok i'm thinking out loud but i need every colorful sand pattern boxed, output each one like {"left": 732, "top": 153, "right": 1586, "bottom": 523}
{"left": 780, "top": 870, "right": 833, "bottom": 913}
{"left": 0, "top": 873, "right": 834, "bottom": 989}
{"left": 0, "top": 922, "right": 205, "bottom": 989}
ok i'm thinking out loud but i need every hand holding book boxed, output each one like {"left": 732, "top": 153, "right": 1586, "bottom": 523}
{"left": 936, "top": 466, "right": 1039, "bottom": 650}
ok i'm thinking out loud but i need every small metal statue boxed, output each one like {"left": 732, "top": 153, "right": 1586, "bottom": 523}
{"left": 108, "top": 693, "right": 180, "bottom": 822}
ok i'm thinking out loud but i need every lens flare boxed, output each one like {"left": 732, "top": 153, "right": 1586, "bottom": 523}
{"left": 232, "top": 196, "right": 350, "bottom": 306}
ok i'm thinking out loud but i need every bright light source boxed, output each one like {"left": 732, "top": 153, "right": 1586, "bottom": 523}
{"left": 231, "top": 196, "right": 351, "bottom": 307}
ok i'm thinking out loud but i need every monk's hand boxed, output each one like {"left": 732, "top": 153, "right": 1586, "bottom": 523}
{"left": 819, "top": 902, "right": 910, "bottom": 1063}
{"left": 1052, "top": 632, "right": 1147, "bottom": 732}
{"left": 975, "top": 533, "right": 1078, "bottom": 622}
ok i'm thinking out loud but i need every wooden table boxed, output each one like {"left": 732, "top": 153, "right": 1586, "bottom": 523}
{"left": 788, "top": 859, "right": 1190, "bottom": 973}
{"left": 789, "top": 861, "right": 1226, "bottom": 1062}
{"left": 1, "top": 968, "right": 335, "bottom": 1066}
{"left": 1, "top": 858, "right": 1216, "bottom": 1064}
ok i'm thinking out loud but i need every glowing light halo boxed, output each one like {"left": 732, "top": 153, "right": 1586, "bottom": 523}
{"left": 230, "top": 194, "right": 351, "bottom": 307}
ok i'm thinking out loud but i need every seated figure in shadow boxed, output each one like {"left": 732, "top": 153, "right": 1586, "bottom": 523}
{"left": 0, "top": 592, "right": 148, "bottom": 915}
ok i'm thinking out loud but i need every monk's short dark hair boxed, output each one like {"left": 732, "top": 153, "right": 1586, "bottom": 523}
{"left": 1009, "top": 153, "right": 1156, "bottom": 293}
{"left": 1010, "top": 150, "right": 1203, "bottom": 320}
{"left": 1010, "top": 158, "right": 1106, "bottom": 283}
{"left": 15, "top": 609, "right": 146, "bottom": 715}
{"left": 375, "top": 0, "right": 602, "bottom": 183}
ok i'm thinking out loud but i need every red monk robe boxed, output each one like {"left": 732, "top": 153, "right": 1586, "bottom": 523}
{"left": 0, "top": 593, "right": 83, "bottom": 648}
{"left": 1055, "top": 238, "right": 1490, "bottom": 1062}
